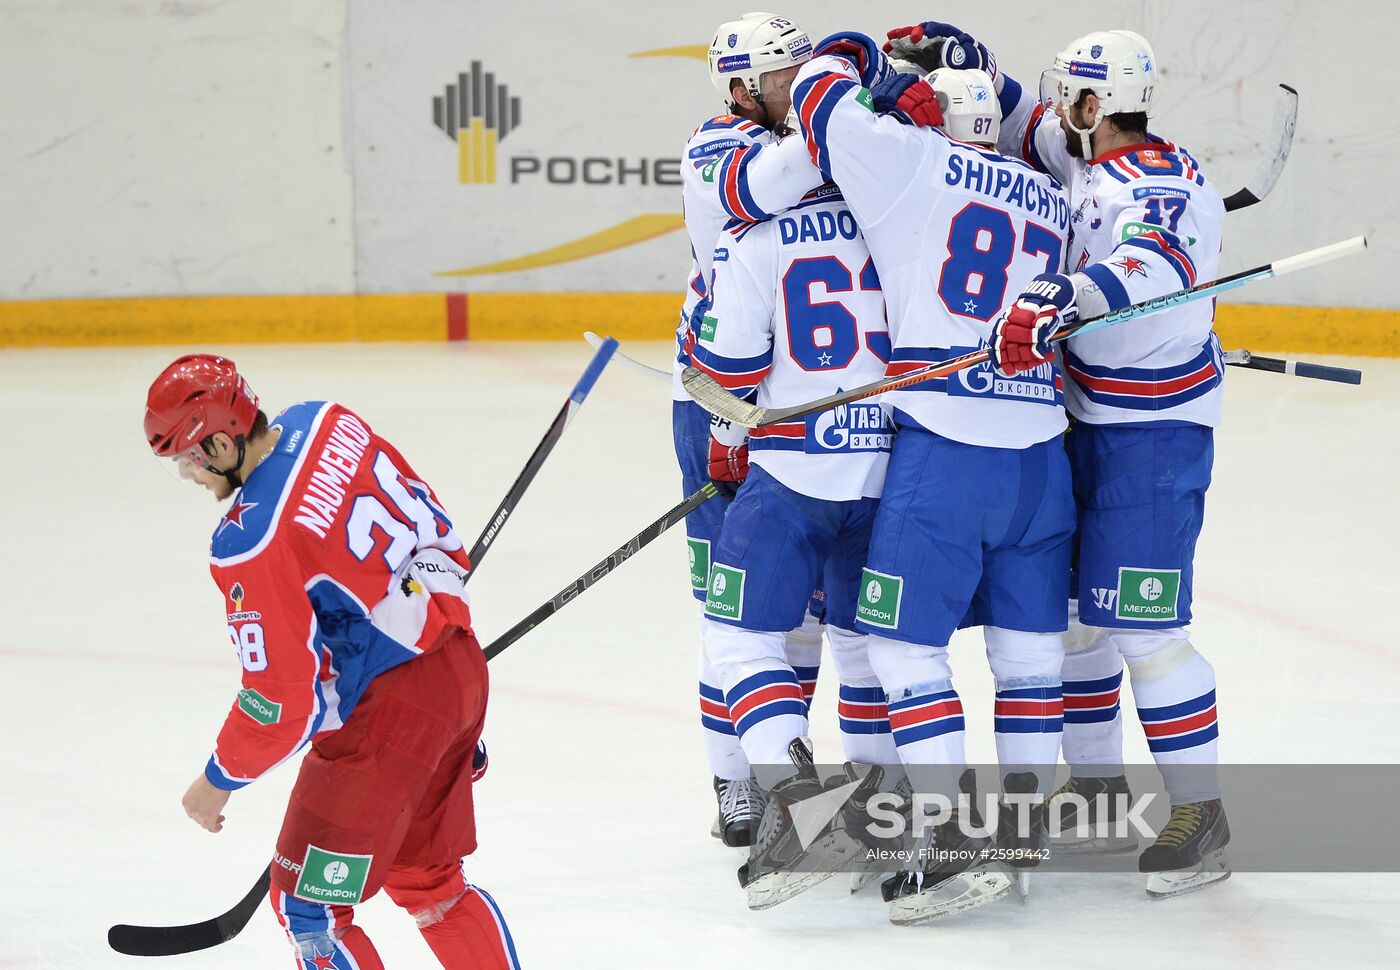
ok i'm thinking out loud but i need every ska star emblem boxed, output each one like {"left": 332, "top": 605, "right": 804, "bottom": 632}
{"left": 307, "top": 950, "right": 337, "bottom": 970}
{"left": 1112, "top": 255, "right": 1149, "bottom": 279}
{"left": 219, "top": 499, "right": 259, "bottom": 533}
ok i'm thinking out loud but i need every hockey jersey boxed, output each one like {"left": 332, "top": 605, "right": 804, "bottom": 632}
{"left": 675, "top": 114, "right": 824, "bottom": 401}
{"left": 998, "top": 77, "right": 1226, "bottom": 427}
{"left": 204, "top": 401, "right": 474, "bottom": 791}
{"left": 790, "top": 54, "right": 1072, "bottom": 449}
{"left": 695, "top": 184, "right": 891, "bottom": 501}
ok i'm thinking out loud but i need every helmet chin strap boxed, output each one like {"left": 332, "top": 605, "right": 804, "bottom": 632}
{"left": 211, "top": 435, "right": 248, "bottom": 491}
{"left": 1064, "top": 99, "right": 1107, "bottom": 159}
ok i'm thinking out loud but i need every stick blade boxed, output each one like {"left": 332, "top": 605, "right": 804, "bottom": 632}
{"left": 681, "top": 366, "right": 765, "bottom": 427}
{"left": 1227, "top": 83, "right": 1298, "bottom": 212}
{"left": 108, "top": 868, "right": 270, "bottom": 956}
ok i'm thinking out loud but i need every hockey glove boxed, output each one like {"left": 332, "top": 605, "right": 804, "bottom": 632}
{"left": 471, "top": 740, "right": 489, "bottom": 782}
{"left": 872, "top": 73, "right": 945, "bottom": 128}
{"left": 708, "top": 413, "right": 750, "bottom": 497}
{"left": 884, "top": 22, "right": 998, "bottom": 84}
{"left": 989, "top": 273, "right": 1078, "bottom": 376}
{"left": 813, "top": 30, "right": 895, "bottom": 89}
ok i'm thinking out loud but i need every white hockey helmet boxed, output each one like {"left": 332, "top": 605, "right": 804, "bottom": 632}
{"left": 926, "top": 68, "right": 1000, "bottom": 146}
{"left": 709, "top": 12, "right": 813, "bottom": 105}
{"left": 1040, "top": 30, "right": 1157, "bottom": 153}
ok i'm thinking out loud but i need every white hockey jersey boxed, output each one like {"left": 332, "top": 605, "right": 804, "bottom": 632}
{"left": 998, "top": 79, "right": 1227, "bottom": 427}
{"left": 695, "top": 185, "right": 890, "bottom": 501}
{"left": 790, "top": 55, "right": 1072, "bottom": 449}
{"left": 675, "top": 115, "right": 824, "bottom": 401}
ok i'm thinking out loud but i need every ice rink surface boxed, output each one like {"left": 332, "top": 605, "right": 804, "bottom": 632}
{"left": 2, "top": 341, "right": 1397, "bottom": 968}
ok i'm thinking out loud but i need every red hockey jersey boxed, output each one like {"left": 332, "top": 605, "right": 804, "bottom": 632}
{"left": 204, "top": 401, "right": 474, "bottom": 791}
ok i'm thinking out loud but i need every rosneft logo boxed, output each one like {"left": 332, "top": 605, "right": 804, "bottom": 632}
{"left": 433, "top": 61, "right": 521, "bottom": 184}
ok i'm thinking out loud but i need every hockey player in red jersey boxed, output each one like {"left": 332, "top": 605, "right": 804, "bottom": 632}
{"left": 144, "top": 355, "right": 520, "bottom": 970}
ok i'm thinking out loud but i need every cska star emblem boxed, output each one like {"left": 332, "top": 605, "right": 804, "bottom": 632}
{"left": 219, "top": 499, "right": 259, "bottom": 533}
{"left": 1112, "top": 255, "right": 1149, "bottom": 278}
{"left": 307, "top": 950, "right": 337, "bottom": 970}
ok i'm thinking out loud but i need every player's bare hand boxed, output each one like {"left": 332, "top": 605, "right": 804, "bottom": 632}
{"left": 182, "top": 774, "right": 232, "bottom": 833}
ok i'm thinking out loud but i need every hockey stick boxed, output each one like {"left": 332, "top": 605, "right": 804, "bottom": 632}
{"left": 1222, "top": 348, "right": 1361, "bottom": 385}
{"left": 108, "top": 343, "right": 620, "bottom": 958}
{"left": 466, "top": 337, "right": 619, "bottom": 569}
{"left": 584, "top": 330, "right": 672, "bottom": 383}
{"left": 683, "top": 235, "right": 1368, "bottom": 428}
{"left": 1222, "top": 84, "right": 1298, "bottom": 213}
{"left": 483, "top": 482, "right": 720, "bottom": 660}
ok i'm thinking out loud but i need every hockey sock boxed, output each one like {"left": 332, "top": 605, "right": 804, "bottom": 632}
{"left": 868, "top": 635, "right": 965, "bottom": 799}
{"left": 826, "top": 626, "right": 896, "bottom": 766}
{"left": 1061, "top": 616, "right": 1127, "bottom": 776}
{"left": 704, "top": 619, "right": 809, "bottom": 784}
{"left": 270, "top": 886, "right": 385, "bottom": 970}
{"left": 698, "top": 634, "right": 749, "bottom": 782}
{"left": 1058, "top": 621, "right": 1125, "bottom": 772}
{"left": 1112, "top": 629, "right": 1221, "bottom": 802}
{"left": 785, "top": 611, "right": 824, "bottom": 711}
{"left": 985, "top": 627, "right": 1064, "bottom": 792}
{"left": 385, "top": 864, "right": 518, "bottom": 969}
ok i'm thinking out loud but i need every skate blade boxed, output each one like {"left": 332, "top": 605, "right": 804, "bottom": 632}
{"left": 888, "top": 868, "right": 1012, "bottom": 926}
{"left": 1010, "top": 869, "right": 1031, "bottom": 904}
{"left": 850, "top": 869, "right": 885, "bottom": 894}
{"left": 746, "top": 868, "right": 836, "bottom": 910}
{"left": 1145, "top": 848, "right": 1232, "bottom": 899}
{"left": 745, "top": 831, "right": 865, "bottom": 910}
{"left": 711, "top": 815, "right": 722, "bottom": 840}
{"left": 1049, "top": 833, "right": 1139, "bottom": 856}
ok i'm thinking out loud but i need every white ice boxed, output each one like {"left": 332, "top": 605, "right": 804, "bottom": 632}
{"left": 1, "top": 341, "right": 1397, "bottom": 968}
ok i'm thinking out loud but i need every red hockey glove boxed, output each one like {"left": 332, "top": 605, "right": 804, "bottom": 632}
{"left": 989, "top": 273, "right": 1078, "bottom": 376}
{"left": 872, "top": 73, "right": 945, "bottom": 128}
{"left": 708, "top": 414, "right": 750, "bottom": 496}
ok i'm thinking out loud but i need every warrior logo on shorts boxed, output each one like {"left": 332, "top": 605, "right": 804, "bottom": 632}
{"left": 705, "top": 564, "right": 746, "bottom": 622}
{"left": 856, "top": 568, "right": 902, "bottom": 629}
{"left": 1115, "top": 567, "right": 1181, "bottom": 621}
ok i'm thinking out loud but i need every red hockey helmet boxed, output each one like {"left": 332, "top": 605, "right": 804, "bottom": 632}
{"left": 144, "top": 354, "right": 260, "bottom": 466}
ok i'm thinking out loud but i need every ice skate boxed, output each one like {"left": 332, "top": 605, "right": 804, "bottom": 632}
{"left": 882, "top": 770, "right": 1011, "bottom": 925}
{"left": 995, "top": 771, "right": 1050, "bottom": 902}
{"left": 1140, "top": 799, "right": 1231, "bottom": 898}
{"left": 850, "top": 771, "right": 913, "bottom": 894}
{"left": 1048, "top": 774, "right": 1139, "bottom": 856}
{"left": 712, "top": 776, "right": 764, "bottom": 848}
{"left": 739, "top": 739, "right": 863, "bottom": 909}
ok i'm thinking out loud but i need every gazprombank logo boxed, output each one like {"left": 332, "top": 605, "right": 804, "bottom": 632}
{"left": 433, "top": 61, "right": 521, "bottom": 185}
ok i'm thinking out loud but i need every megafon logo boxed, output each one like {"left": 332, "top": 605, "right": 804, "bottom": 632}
{"left": 433, "top": 61, "right": 522, "bottom": 185}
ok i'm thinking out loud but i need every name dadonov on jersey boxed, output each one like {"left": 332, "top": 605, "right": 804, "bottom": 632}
{"left": 806, "top": 401, "right": 891, "bottom": 453}
{"left": 779, "top": 209, "right": 863, "bottom": 246}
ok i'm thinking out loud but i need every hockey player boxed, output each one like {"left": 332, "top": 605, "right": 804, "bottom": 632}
{"left": 890, "top": 22, "right": 1231, "bottom": 896}
{"left": 144, "top": 355, "right": 518, "bottom": 969}
{"left": 694, "top": 177, "right": 895, "bottom": 908}
{"left": 676, "top": 11, "right": 826, "bottom": 848}
{"left": 790, "top": 34, "right": 1076, "bottom": 924}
